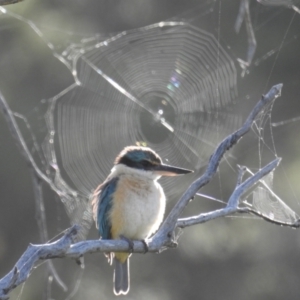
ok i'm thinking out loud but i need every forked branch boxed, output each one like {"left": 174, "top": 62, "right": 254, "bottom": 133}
{"left": 0, "top": 84, "right": 291, "bottom": 300}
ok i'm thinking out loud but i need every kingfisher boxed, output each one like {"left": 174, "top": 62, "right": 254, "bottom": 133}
{"left": 92, "top": 145, "right": 193, "bottom": 295}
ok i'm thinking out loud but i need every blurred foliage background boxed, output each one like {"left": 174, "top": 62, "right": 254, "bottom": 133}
{"left": 1, "top": 0, "right": 300, "bottom": 299}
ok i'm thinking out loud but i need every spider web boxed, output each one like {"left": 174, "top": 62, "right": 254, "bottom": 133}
{"left": 2, "top": 2, "right": 244, "bottom": 239}
{"left": 1, "top": 1, "right": 300, "bottom": 298}
{"left": 51, "top": 21, "right": 239, "bottom": 193}
{"left": 51, "top": 23, "right": 242, "bottom": 238}
{"left": 1, "top": 0, "right": 299, "bottom": 238}
{"left": 243, "top": 171, "right": 299, "bottom": 224}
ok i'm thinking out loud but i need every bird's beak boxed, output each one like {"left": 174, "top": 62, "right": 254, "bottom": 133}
{"left": 152, "top": 164, "right": 193, "bottom": 176}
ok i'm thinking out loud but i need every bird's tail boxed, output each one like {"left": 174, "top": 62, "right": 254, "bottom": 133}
{"left": 114, "top": 257, "right": 130, "bottom": 295}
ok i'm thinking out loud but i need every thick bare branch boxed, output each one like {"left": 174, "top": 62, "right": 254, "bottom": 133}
{"left": 0, "top": 84, "right": 286, "bottom": 299}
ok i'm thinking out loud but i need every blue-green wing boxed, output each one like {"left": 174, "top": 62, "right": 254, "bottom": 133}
{"left": 96, "top": 177, "right": 119, "bottom": 239}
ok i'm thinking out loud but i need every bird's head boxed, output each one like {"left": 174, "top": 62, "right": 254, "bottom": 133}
{"left": 114, "top": 146, "right": 193, "bottom": 178}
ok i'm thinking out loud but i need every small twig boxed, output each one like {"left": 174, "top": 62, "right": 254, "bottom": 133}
{"left": 236, "top": 164, "right": 247, "bottom": 186}
{"left": 237, "top": 207, "right": 300, "bottom": 228}
{"left": 31, "top": 169, "right": 52, "bottom": 300}
{"left": 0, "top": 90, "right": 73, "bottom": 198}
{"left": 0, "top": 0, "right": 23, "bottom": 5}
{"left": 0, "top": 89, "right": 68, "bottom": 295}
{"left": 0, "top": 88, "right": 73, "bottom": 293}
{"left": 235, "top": 0, "right": 247, "bottom": 33}
{"left": 235, "top": 0, "right": 257, "bottom": 69}
{"left": 30, "top": 154, "right": 48, "bottom": 246}
{"left": 227, "top": 158, "right": 281, "bottom": 207}
{"left": 30, "top": 169, "right": 67, "bottom": 293}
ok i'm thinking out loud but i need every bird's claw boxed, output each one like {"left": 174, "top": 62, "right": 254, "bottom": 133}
{"left": 141, "top": 239, "right": 149, "bottom": 253}
{"left": 120, "top": 235, "right": 134, "bottom": 253}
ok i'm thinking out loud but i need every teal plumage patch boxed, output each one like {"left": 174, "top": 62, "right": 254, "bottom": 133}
{"left": 97, "top": 177, "right": 119, "bottom": 239}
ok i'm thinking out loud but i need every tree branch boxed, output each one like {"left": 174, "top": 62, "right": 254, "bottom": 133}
{"left": 0, "top": 226, "right": 78, "bottom": 300}
{"left": 0, "top": 83, "right": 286, "bottom": 299}
{"left": 0, "top": 90, "right": 74, "bottom": 198}
{"left": 0, "top": 0, "right": 23, "bottom": 5}
{"left": 177, "top": 158, "right": 281, "bottom": 228}
{"left": 151, "top": 83, "right": 283, "bottom": 245}
{"left": 0, "top": 91, "right": 69, "bottom": 293}
{"left": 30, "top": 170, "right": 68, "bottom": 294}
{"left": 235, "top": 0, "right": 257, "bottom": 69}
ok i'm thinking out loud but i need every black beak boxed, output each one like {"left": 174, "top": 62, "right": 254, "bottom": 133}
{"left": 152, "top": 164, "right": 193, "bottom": 176}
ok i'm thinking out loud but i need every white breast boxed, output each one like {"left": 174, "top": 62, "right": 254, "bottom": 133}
{"left": 110, "top": 165, "right": 166, "bottom": 240}
{"left": 123, "top": 179, "right": 165, "bottom": 239}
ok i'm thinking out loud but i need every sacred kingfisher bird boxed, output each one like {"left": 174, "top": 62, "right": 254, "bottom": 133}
{"left": 92, "top": 145, "right": 192, "bottom": 295}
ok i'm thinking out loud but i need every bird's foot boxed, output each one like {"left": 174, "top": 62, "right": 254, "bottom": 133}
{"left": 141, "top": 239, "right": 149, "bottom": 253}
{"left": 120, "top": 235, "right": 134, "bottom": 253}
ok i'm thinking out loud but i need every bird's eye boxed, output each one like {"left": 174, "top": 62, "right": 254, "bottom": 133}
{"left": 141, "top": 160, "right": 152, "bottom": 168}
